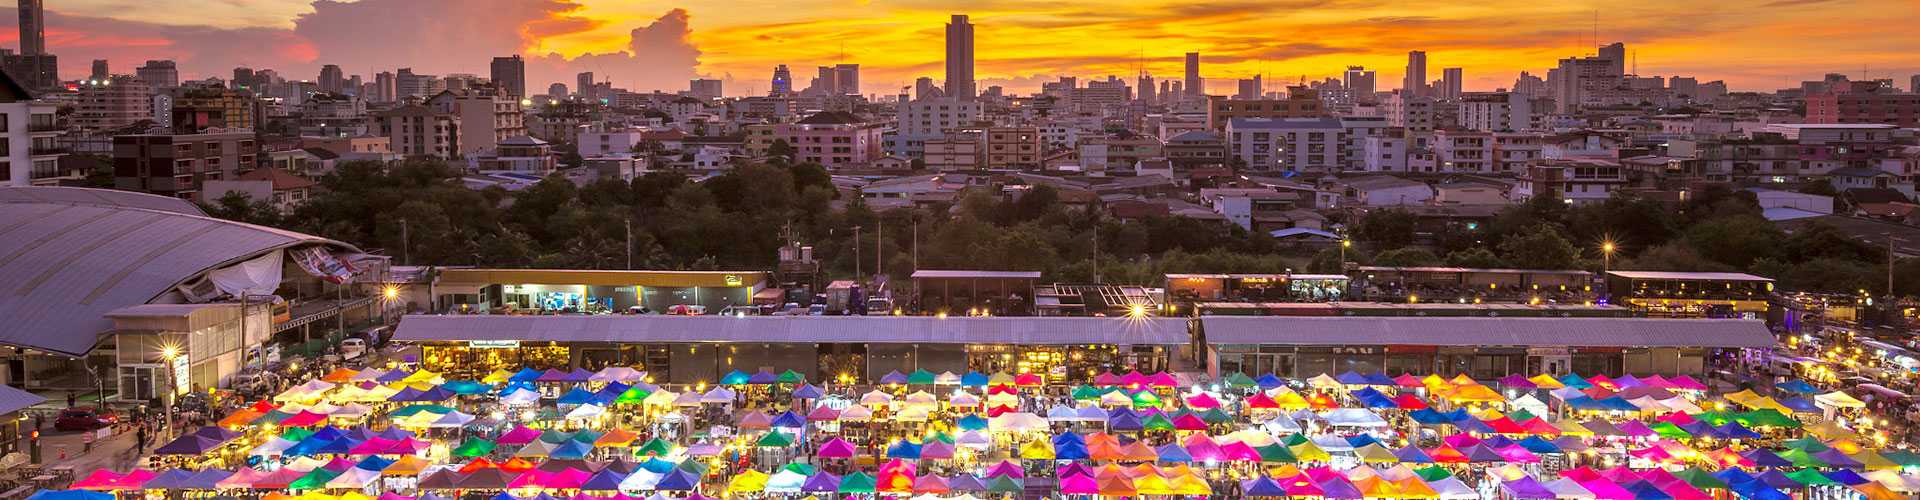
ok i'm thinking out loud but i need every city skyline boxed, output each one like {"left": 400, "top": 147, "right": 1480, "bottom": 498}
{"left": 1, "top": 0, "right": 1916, "bottom": 96}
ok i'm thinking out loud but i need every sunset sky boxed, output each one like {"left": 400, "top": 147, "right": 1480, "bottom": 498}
{"left": 6, "top": 0, "right": 1917, "bottom": 96}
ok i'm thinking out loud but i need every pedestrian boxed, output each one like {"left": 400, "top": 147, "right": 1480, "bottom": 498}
{"left": 136, "top": 425, "right": 147, "bottom": 454}
{"left": 67, "top": 392, "right": 76, "bottom": 408}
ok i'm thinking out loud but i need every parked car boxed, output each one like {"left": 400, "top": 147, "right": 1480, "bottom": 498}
{"left": 807, "top": 304, "right": 827, "bottom": 316}
{"left": 719, "top": 305, "right": 760, "bottom": 317}
{"left": 339, "top": 338, "right": 367, "bottom": 360}
{"left": 54, "top": 407, "right": 116, "bottom": 432}
{"left": 667, "top": 304, "right": 707, "bottom": 316}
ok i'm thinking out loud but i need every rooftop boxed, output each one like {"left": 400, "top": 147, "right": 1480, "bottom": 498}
{"left": 1605, "top": 270, "right": 1773, "bottom": 282}
{"left": 1200, "top": 316, "right": 1773, "bottom": 348}
{"left": 393, "top": 315, "right": 1192, "bottom": 346}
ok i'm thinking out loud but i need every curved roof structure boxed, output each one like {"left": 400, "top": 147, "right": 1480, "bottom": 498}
{"left": 0, "top": 187, "right": 357, "bottom": 356}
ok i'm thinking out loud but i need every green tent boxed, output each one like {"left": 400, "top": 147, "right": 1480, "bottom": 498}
{"left": 1506, "top": 408, "right": 1536, "bottom": 422}
{"left": 1648, "top": 421, "right": 1692, "bottom": 440}
{"left": 777, "top": 370, "right": 806, "bottom": 384}
{"left": 1071, "top": 386, "right": 1102, "bottom": 401}
{"left": 1691, "top": 411, "right": 1733, "bottom": 427}
{"left": 254, "top": 410, "right": 294, "bottom": 425}
{"left": 986, "top": 475, "right": 1025, "bottom": 493}
{"left": 1141, "top": 414, "right": 1175, "bottom": 431}
{"left": 839, "top": 471, "right": 878, "bottom": 493}
{"left": 615, "top": 386, "right": 652, "bottom": 404}
{"left": 676, "top": 459, "right": 709, "bottom": 475}
{"left": 288, "top": 468, "right": 341, "bottom": 490}
{"left": 1254, "top": 443, "right": 1298, "bottom": 463}
{"left": 1737, "top": 409, "right": 1800, "bottom": 428}
{"left": 278, "top": 427, "right": 315, "bottom": 442}
{"left": 1783, "top": 467, "right": 1838, "bottom": 486}
{"left": 635, "top": 438, "right": 674, "bottom": 457}
{"left": 908, "top": 369, "right": 937, "bottom": 385}
{"left": 452, "top": 437, "right": 497, "bottom": 457}
{"left": 1881, "top": 449, "right": 1920, "bottom": 467}
{"left": 539, "top": 430, "right": 574, "bottom": 444}
{"left": 1775, "top": 448, "right": 1827, "bottom": 468}
{"left": 782, "top": 463, "right": 818, "bottom": 475}
{"left": 1198, "top": 408, "right": 1233, "bottom": 424}
{"left": 1672, "top": 467, "right": 1730, "bottom": 490}
{"left": 1223, "top": 372, "right": 1258, "bottom": 388}
{"left": 1131, "top": 391, "right": 1161, "bottom": 408}
{"left": 758, "top": 432, "right": 796, "bottom": 448}
{"left": 1279, "top": 433, "right": 1310, "bottom": 446}
{"left": 924, "top": 431, "right": 956, "bottom": 444}
{"left": 570, "top": 429, "right": 603, "bottom": 444}
{"left": 390, "top": 404, "right": 455, "bottom": 417}
{"left": 1780, "top": 436, "right": 1831, "bottom": 452}
{"left": 721, "top": 370, "right": 751, "bottom": 385}
{"left": 1414, "top": 465, "right": 1453, "bottom": 482}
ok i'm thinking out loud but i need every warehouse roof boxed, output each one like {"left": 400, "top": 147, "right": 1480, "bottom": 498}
{"left": 392, "top": 315, "right": 1192, "bottom": 345}
{"left": 1199, "top": 316, "right": 1774, "bottom": 348}
{"left": 0, "top": 187, "right": 357, "bottom": 356}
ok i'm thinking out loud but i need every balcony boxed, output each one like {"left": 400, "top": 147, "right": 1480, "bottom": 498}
{"left": 28, "top": 122, "right": 64, "bottom": 132}
{"left": 30, "top": 145, "right": 68, "bottom": 156}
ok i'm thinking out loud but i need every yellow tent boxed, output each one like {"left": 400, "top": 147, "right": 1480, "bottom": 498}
{"left": 1527, "top": 373, "right": 1566, "bottom": 389}
{"left": 1134, "top": 474, "right": 1174, "bottom": 495}
{"left": 401, "top": 370, "right": 442, "bottom": 383}
{"left": 1307, "top": 374, "right": 1343, "bottom": 389}
{"left": 1805, "top": 420, "right": 1863, "bottom": 441}
{"left": 1290, "top": 440, "right": 1331, "bottom": 462}
{"left": 1449, "top": 374, "right": 1476, "bottom": 385}
{"left": 1019, "top": 439, "right": 1056, "bottom": 460}
{"left": 1849, "top": 450, "right": 1900, "bottom": 471}
{"left": 1168, "top": 473, "right": 1212, "bottom": 495}
{"left": 336, "top": 493, "right": 373, "bottom": 500}
{"left": 1270, "top": 389, "right": 1310, "bottom": 410}
{"left": 728, "top": 470, "right": 769, "bottom": 492}
{"left": 1444, "top": 384, "right": 1505, "bottom": 403}
{"left": 481, "top": 369, "right": 514, "bottom": 384}
{"left": 382, "top": 455, "right": 431, "bottom": 475}
{"left": 1354, "top": 444, "right": 1400, "bottom": 463}
{"left": 1724, "top": 389, "right": 1765, "bottom": 407}
{"left": 1815, "top": 391, "right": 1867, "bottom": 409}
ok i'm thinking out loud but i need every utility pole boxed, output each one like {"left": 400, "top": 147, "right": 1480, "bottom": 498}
{"left": 912, "top": 216, "right": 919, "bottom": 272}
{"left": 1092, "top": 229, "right": 1101, "bottom": 283}
{"left": 625, "top": 218, "right": 634, "bottom": 270}
{"left": 852, "top": 225, "right": 862, "bottom": 281}
{"left": 400, "top": 219, "right": 410, "bottom": 266}
{"left": 1889, "top": 232, "right": 1896, "bottom": 297}
{"left": 876, "top": 217, "right": 883, "bottom": 279}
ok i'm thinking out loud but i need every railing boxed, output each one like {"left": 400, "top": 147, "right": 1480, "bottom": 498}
{"left": 29, "top": 146, "right": 67, "bottom": 155}
{"left": 28, "top": 123, "right": 63, "bottom": 132}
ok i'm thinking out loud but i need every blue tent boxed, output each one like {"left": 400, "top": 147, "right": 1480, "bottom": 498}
{"left": 1107, "top": 412, "right": 1143, "bottom": 431}
{"left": 1343, "top": 434, "right": 1382, "bottom": 448}
{"left": 412, "top": 386, "right": 454, "bottom": 402}
{"left": 180, "top": 469, "right": 233, "bottom": 489}
{"left": 1622, "top": 480, "right": 1674, "bottom": 500}
{"left": 1335, "top": 371, "right": 1371, "bottom": 385}
{"left": 488, "top": 492, "right": 522, "bottom": 500}
{"left": 1243, "top": 476, "right": 1289, "bottom": 497}
{"left": 1515, "top": 436, "right": 1561, "bottom": 454}
{"left": 1363, "top": 372, "right": 1396, "bottom": 385}
{"left": 1392, "top": 446, "right": 1434, "bottom": 463}
{"left": 770, "top": 411, "right": 806, "bottom": 428}
{"left": 1741, "top": 448, "right": 1793, "bottom": 468}
{"left": 316, "top": 436, "right": 360, "bottom": 455}
{"left": 388, "top": 387, "right": 425, "bottom": 402}
{"left": 956, "top": 414, "right": 989, "bottom": 431}
{"left": 653, "top": 469, "right": 700, "bottom": 490}
{"left": 1350, "top": 388, "right": 1397, "bottom": 408}
{"left": 639, "top": 457, "right": 680, "bottom": 474}
{"left": 960, "top": 371, "right": 989, "bottom": 387}
{"left": 792, "top": 384, "right": 825, "bottom": 399}
{"left": 1776, "top": 397, "right": 1820, "bottom": 413}
{"left": 140, "top": 470, "right": 196, "bottom": 489}
{"left": 1728, "top": 479, "right": 1792, "bottom": 500}
{"left": 27, "top": 492, "right": 116, "bottom": 500}
{"left": 1051, "top": 432, "right": 1085, "bottom": 447}
{"left": 1155, "top": 443, "right": 1192, "bottom": 462}
{"left": 886, "top": 440, "right": 922, "bottom": 459}
{"left": 1774, "top": 380, "right": 1819, "bottom": 394}
{"left": 580, "top": 469, "right": 627, "bottom": 490}
{"left": 555, "top": 387, "right": 597, "bottom": 405}
{"left": 1055, "top": 442, "right": 1090, "bottom": 460}
{"left": 1824, "top": 469, "right": 1871, "bottom": 486}
{"left": 1715, "top": 422, "right": 1762, "bottom": 439}
{"left": 283, "top": 437, "right": 336, "bottom": 457}
{"left": 1255, "top": 374, "right": 1286, "bottom": 389}
{"left": 355, "top": 456, "right": 395, "bottom": 471}
{"left": 549, "top": 440, "right": 594, "bottom": 460}
{"left": 1408, "top": 409, "right": 1454, "bottom": 425}
{"left": 441, "top": 380, "right": 490, "bottom": 395}
{"left": 1752, "top": 470, "right": 1804, "bottom": 490}
{"left": 508, "top": 368, "right": 543, "bottom": 383}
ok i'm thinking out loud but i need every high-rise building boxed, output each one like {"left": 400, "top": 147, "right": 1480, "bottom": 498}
{"left": 317, "top": 64, "right": 344, "bottom": 93}
{"left": 232, "top": 67, "right": 256, "bottom": 90}
{"left": 90, "top": 59, "right": 109, "bottom": 80}
{"left": 548, "top": 82, "right": 568, "bottom": 98}
{"left": 373, "top": 71, "right": 396, "bottom": 102}
{"left": 1138, "top": 74, "right": 1156, "bottom": 104}
{"left": 688, "top": 78, "right": 723, "bottom": 99}
{"left": 396, "top": 68, "right": 435, "bottom": 100}
{"left": 1598, "top": 43, "right": 1626, "bottom": 76}
{"left": 174, "top": 88, "right": 258, "bottom": 131}
{"left": 1184, "top": 52, "right": 1202, "bottom": 97}
{"left": 945, "top": 14, "right": 975, "bottom": 99}
{"left": 490, "top": 55, "right": 526, "bottom": 98}
{"left": 1235, "top": 76, "right": 1262, "bottom": 100}
{"left": 811, "top": 66, "right": 839, "bottom": 96}
{"left": 1343, "top": 66, "right": 1376, "bottom": 102}
{"left": 73, "top": 76, "right": 154, "bottom": 129}
{"left": 18, "top": 0, "right": 44, "bottom": 56}
{"left": 770, "top": 65, "right": 793, "bottom": 95}
{"left": 914, "top": 77, "right": 942, "bottom": 101}
{"left": 576, "top": 72, "right": 596, "bottom": 101}
{"left": 1547, "top": 42, "right": 1626, "bottom": 113}
{"left": 1, "top": 68, "right": 69, "bottom": 187}
{"left": 1404, "top": 51, "right": 1428, "bottom": 97}
{"left": 1440, "top": 67, "right": 1463, "bottom": 100}
{"left": 834, "top": 64, "right": 860, "bottom": 95}
{"left": 1910, "top": 74, "right": 1919, "bottom": 93}
{"left": 134, "top": 60, "right": 179, "bottom": 88}
{"left": 1513, "top": 71, "right": 1547, "bottom": 97}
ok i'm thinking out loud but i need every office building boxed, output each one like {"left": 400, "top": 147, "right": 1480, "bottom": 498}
{"left": 945, "top": 14, "right": 975, "bottom": 99}
{"left": 18, "top": 0, "right": 44, "bottom": 56}
{"left": 1403, "top": 51, "right": 1427, "bottom": 97}
{"left": 316, "top": 64, "right": 344, "bottom": 93}
{"left": 1440, "top": 67, "right": 1463, "bottom": 100}
{"left": 490, "top": 55, "right": 526, "bottom": 99}
{"left": 426, "top": 87, "right": 526, "bottom": 156}
{"left": 771, "top": 65, "right": 793, "bottom": 95}
{"left": 373, "top": 71, "right": 396, "bottom": 102}
{"left": 689, "top": 78, "right": 723, "bottom": 100}
{"left": 1137, "top": 74, "right": 1156, "bottom": 104}
{"left": 1235, "top": 76, "right": 1263, "bottom": 100}
{"left": 1344, "top": 66, "right": 1376, "bottom": 103}
{"left": 90, "top": 59, "right": 109, "bottom": 80}
{"left": 112, "top": 130, "right": 259, "bottom": 200}
{"left": 1185, "top": 52, "right": 1202, "bottom": 97}
{"left": 73, "top": 76, "right": 154, "bottom": 129}
{"left": 834, "top": 64, "right": 860, "bottom": 95}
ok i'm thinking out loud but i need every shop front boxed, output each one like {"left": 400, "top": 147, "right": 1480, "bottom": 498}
{"left": 432, "top": 269, "right": 768, "bottom": 314}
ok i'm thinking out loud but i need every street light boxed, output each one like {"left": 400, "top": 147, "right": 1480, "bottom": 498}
{"left": 159, "top": 342, "right": 181, "bottom": 441}
{"left": 1339, "top": 239, "right": 1352, "bottom": 271}
{"left": 1600, "top": 240, "right": 1617, "bottom": 293}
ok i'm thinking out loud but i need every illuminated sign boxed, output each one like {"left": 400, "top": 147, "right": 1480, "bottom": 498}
{"left": 724, "top": 275, "right": 743, "bottom": 287}
{"left": 469, "top": 340, "right": 521, "bottom": 349}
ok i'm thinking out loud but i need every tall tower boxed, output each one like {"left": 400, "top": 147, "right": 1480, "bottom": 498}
{"left": 770, "top": 65, "right": 793, "bottom": 95}
{"left": 490, "top": 55, "right": 526, "bottom": 98}
{"left": 90, "top": 60, "right": 109, "bottom": 80}
{"left": 834, "top": 64, "right": 860, "bottom": 95}
{"left": 18, "top": 0, "right": 44, "bottom": 55}
{"left": 1344, "top": 66, "right": 1377, "bottom": 100}
{"left": 1440, "top": 67, "right": 1463, "bottom": 100}
{"left": 318, "top": 64, "right": 345, "bottom": 93}
{"left": 1184, "top": 52, "right": 1202, "bottom": 97}
{"left": 1404, "top": 51, "right": 1428, "bottom": 97}
{"left": 945, "top": 14, "right": 975, "bottom": 99}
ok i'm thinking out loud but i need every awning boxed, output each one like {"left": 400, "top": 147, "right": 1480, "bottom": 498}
{"left": 1200, "top": 316, "right": 1774, "bottom": 348}
{"left": 394, "top": 315, "right": 1191, "bottom": 345}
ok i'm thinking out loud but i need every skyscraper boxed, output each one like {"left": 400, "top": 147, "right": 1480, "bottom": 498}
{"left": 233, "top": 67, "right": 255, "bottom": 90}
{"left": 834, "top": 64, "right": 860, "bottom": 95}
{"left": 1344, "top": 66, "right": 1377, "bottom": 102}
{"left": 90, "top": 60, "right": 108, "bottom": 80}
{"left": 1440, "top": 67, "right": 1463, "bottom": 100}
{"left": 770, "top": 65, "right": 793, "bottom": 95}
{"left": 689, "top": 78, "right": 722, "bottom": 99}
{"left": 577, "top": 72, "right": 596, "bottom": 101}
{"left": 945, "top": 14, "right": 975, "bottom": 99}
{"left": 490, "top": 55, "right": 526, "bottom": 98}
{"left": 1138, "top": 74, "right": 1156, "bottom": 104}
{"left": 548, "top": 83, "right": 568, "bottom": 98}
{"left": 812, "top": 66, "right": 839, "bottom": 96}
{"left": 1404, "top": 51, "right": 1427, "bottom": 97}
{"left": 1184, "top": 52, "right": 1202, "bottom": 97}
{"left": 18, "top": 0, "right": 43, "bottom": 56}
{"left": 318, "top": 64, "right": 345, "bottom": 93}
{"left": 1598, "top": 43, "right": 1626, "bottom": 76}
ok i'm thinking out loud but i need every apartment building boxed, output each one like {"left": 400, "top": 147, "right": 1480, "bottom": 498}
{"left": 1205, "top": 94, "right": 1325, "bottom": 130}
{"left": 1226, "top": 117, "right": 1343, "bottom": 172}
{"left": 372, "top": 104, "right": 460, "bottom": 158}
{"left": 426, "top": 87, "right": 526, "bottom": 156}
{"left": 112, "top": 130, "right": 258, "bottom": 200}
{"left": 0, "top": 73, "right": 68, "bottom": 186}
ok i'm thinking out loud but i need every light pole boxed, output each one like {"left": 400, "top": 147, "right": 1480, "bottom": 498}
{"left": 160, "top": 343, "right": 180, "bottom": 441}
{"left": 1340, "top": 239, "right": 1352, "bottom": 271}
{"left": 1600, "top": 240, "right": 1616, "bottom": 296}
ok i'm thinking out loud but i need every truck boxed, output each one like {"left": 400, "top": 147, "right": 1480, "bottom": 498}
{"left": 823, "top": 280, "right": 860, "bottom": 315}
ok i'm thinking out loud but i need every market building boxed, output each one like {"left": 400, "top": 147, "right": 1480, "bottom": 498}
{"left": 428, "top": 269, "right": 771, "bottom": 314}
{"left": 1165, "top": 273, "right": 1351, "bottom": 308}
{"left": 1352, "top": 266, "right": 1596, "bottom": 304}
{"left": 391, "top": 315, "right": 1194, "bottom": 385}
{"left": 1603, "top": 271, "right": 1775, "bottom": 318}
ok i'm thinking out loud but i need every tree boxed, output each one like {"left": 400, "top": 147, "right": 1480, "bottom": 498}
{"left": 1497, "top": 224, "right": 1581, "bottom": 269}
{"left": 1373, "top": 248, "right": 1440, "bottom": 267}
{"left": 1683, "top": 215, "right": 1784, "bottom": 269}
{"left": 1353, "top": 208, "right": 1418, "bottom": 249}
{"left": 766, "top": 139, "right": 795, "bottom": 163}
{"left": 1445, "top": 247, "right": 1505, "bottom": 268}
{"left": 200, "top": 191, "right": 283, "bottom": 227}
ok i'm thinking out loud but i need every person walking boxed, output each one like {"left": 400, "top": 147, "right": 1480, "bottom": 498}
{"left": 135, "top": 424, "right": 148, "bottom": 455}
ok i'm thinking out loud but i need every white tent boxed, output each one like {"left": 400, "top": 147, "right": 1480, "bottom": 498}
{"left": 1320, "top": 408, "right": 1390, "bottom": 427}
{"left": 565, "top": 403, "right": 606, "bottom": 419}
{"left": 249, "top": 437, "right": 296, "bottom": 456}
{"left": 428, "top": 411, "right": 474, "bottom": 428}
{"left": 325, "top": 467, "right": 382, "bottom": 489}
{"left": 1429, "top": 477, "right": 1480, "bottom": 499}
{"left": 1543, "top": 478, "right": 1598, "bottom": 499}
{"left": 500, "top": 388, "right": 541, "bottom": 406}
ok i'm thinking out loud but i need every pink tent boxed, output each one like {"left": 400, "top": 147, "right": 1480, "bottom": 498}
{"left": 279, "top": 410, "right": 328, "bottom": 427}
{"left": 1185, "top": 393, "right": 1221, "bottom": 409}
{"left": 920, "top": 441, "right": 956, "bottom": 459}
{"left": 71, "top": 470, "right": 124, "bottom": 490}
{"left": 106, "top": 469, "right": 156, "bottom": 489}
{"left": 817, "top": 437, "right": 857, "bottom": 458}
{"left": 1183, "top": 435, "right": 1225, "bottom": 462}
{"left": 984, "top": 460, "right": 1025, "bottom": 478}
{"left": 387, "top": 437, "right": 431, "bottom": 454}
{"left": 1061, "top": 474, "right": 1100, "bottom": 494}
{"left": 349, "top": 437, "right": 398, "bottom": 455}
{"left": 497, "top": 425, "right": 541, "bottom": 446}
{"left": 1559, "top": 467, "right": 1604, "bottom": 482}
{"left": 1640, "top": 374, "right": 1679, "bottom": 389}
{"left": 1667, "top": 375, "right": 1709, "bottom": 391}
{"left": 806, "top": 405, "right": 840, "bottom": 422}
{"left": 1120, "top": 372, "right": 1149, "bottom": 386}
{"left": 1578, "top": 479, "right": 1637, "bottom": 500}
{"left": 736, "top": 411, "right": 773, "bottom": 429}
{"left": 541, "top": 468, "right": 591, "bottom": 489}
{"left": 1220, "top": 442, "right": 1262, "bottom": 462}
{"left": 1148, "top": 372, "right": 1179, "bottom": 387}
{"left": 1094, "top": 372, "right": 1123, "bottom": 386}
{"left": 1442, "top": 434, "right": 1482, "bottom": 448}
{"left": 1495, "top": 445, "right": 1541, "bottom": 463}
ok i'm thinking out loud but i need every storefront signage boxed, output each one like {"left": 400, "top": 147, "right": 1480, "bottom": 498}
{"left": 724, "top": 275, "right": 743, "bottom": 287}
{"left": 171, "top": 355, "right": 191, "bottom": 396}
{"left": 1331, "top": 346, "right": 1381, "bottom": 355}
{"left": 469, "top": 340, "right": 522, "bottom": 349}
{"left": 1527, "top": 348, "right": 1571, "bottom": 356}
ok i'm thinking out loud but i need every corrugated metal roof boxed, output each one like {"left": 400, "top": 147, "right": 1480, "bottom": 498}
{"left": 911, "top": 270, "right": 1043, "bottom": 279}
{"left": 1199, "top": 316, "right": 1775, "bottom": 348}
{"left": 0, "top": 384, "right": 44, "bottom": 415}
{"left": 392, "top": 315, "right": 1192, "bottom": 345}
{"left": 0, "top": 187, "right": 357, "bottom": 356}
{"left": 1604, "top": 271, "right": 1772, "bottom": 281}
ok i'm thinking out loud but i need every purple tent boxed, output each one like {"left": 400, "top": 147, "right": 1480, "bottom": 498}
{"left": 1501, "top": 477, "right": 1557, "bottom": 499}
{"left": 1313, "top": 474, "right": 1366, "bottom": 499}
{"left": 878, "top": 371, "right": 909, "bottom": 384}
{"left": 535, "top": 369, "right": 571, "bottom": 383}
{"left": 801, "top": 472, "right": 841, "bottom": 492}
{"left": 947, "top": 474, "right": 989, "bottom": 492}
